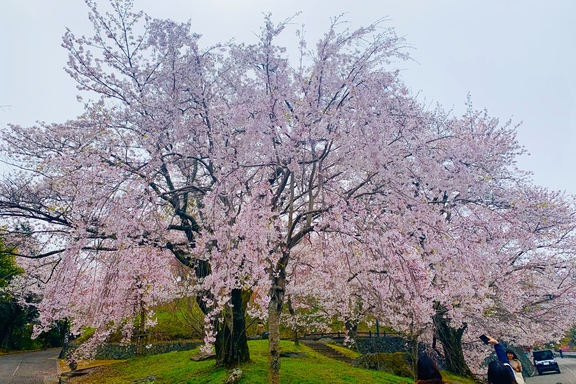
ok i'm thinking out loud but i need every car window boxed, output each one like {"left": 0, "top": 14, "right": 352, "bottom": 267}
{"left": 534, "top": 351, "right": 554, "bottom": 360}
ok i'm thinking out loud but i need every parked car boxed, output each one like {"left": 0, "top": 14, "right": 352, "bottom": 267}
{"left": 532, "top": 349, "right": 561, "bottom": 374}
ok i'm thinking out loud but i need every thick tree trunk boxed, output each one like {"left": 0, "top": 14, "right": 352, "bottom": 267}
{"left": 214, "top": 288, "right": 251, "bottom": 367}
{"left": 268, "top": 265, "right": 287, "bottom": 384}
{"left": 171, "top": 222, "right": 250, "bottom": 366}
{"left": 193, "top": 258, "right": 250, "bottom": 368}
{"left": 433, "top": 307, "right": 475, "bottom": 379}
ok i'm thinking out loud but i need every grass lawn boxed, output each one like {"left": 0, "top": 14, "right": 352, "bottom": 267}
{"left": 69, "top": 340, "right": 476, "bottom": 384}
{"left": 69, "top": 340, "right": 413, "bottom": 384}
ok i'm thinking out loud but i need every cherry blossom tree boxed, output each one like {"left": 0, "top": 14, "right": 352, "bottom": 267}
{"left": 0, "top": 0, "right": 251, "bottom": 365}
{"left": 278, "top": 106, "right": 576, "bottom": 377}
{"left": 184, "top": 13, "right": 446, "bottom": 381}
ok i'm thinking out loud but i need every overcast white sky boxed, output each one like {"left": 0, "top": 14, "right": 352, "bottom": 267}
{"left": 1, "top": 0, "right": 575, "bottom": 194}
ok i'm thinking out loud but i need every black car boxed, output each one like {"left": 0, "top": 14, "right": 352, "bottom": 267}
{"left": 533, "top": 349, "right": 560, "bottom": 374}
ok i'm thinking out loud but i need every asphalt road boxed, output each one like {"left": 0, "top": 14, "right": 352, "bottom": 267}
{"left": 0, "top": 349, "right": 61, "bottom": 384}
{"left": 526, "top": 357, "right": 576, "bottom": 384}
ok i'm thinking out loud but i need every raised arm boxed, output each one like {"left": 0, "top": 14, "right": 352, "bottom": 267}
{"left": 487, "top": 336, "right": 515, "bottom": 377}
{"left": 488, "top": 337, "right": 510, "bottom": 364}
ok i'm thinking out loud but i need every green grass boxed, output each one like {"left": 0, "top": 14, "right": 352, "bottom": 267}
{"left": 441, "top": 371, "right": 478, "bottom": 384}
{"left": 72, "top": 340, "right": 475, "bottom": 384}
{"left": 73, "top": 340, "right": 414, "bottom": 384}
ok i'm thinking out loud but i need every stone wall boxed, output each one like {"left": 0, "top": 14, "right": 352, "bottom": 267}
{"left": 60, "top": 340, "right": 202, "bottom": 360}
{"left": 354, "top": 336, "right": 409, "bottom": 354}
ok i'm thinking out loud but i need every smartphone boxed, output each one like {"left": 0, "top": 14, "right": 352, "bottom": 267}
{"left": 479, "top": 334, "right": 490, "bottom": 344}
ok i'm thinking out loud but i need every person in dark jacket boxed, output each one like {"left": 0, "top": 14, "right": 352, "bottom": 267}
{"left": 486, "top": 336, "right": 517, "bottom": 384}
{"left": 487, "top": 361, "right": 515, "bottom": 384}
{"left": 416, "top": 355, "right": 446, "bottom": 384}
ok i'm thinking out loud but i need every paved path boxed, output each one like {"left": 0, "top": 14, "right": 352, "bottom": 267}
{"left": 0, "top": 349, "right": 61, "bottom": 384}
{"left": 526, "top": 357, "right": 576, "bottom": 384}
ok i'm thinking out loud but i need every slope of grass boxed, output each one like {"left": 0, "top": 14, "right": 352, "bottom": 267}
{"left": 441, "top": 371, "right": 478, "bottom": 384}
{"left": 71, "top": 340, "right": 414, "bottom": 384}
{"left": 70, "top": 340, "right": 477, "bottom": 384}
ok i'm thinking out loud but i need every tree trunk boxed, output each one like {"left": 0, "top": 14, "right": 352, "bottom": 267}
{"left": 286, "top": 295, "right": 298, "bottom": 346}
{"left": 268, "top": 264, "right": 287, "bottom": 384}
{"left": 136, "top": 304, "right": 147, "bottom": 356}
{"left": 172, "top": 224, "right": 251, "bottom": 367}
{"left": 433, "top": 307, "right": 475, "bottom": 379}
{"left": 293, "top": 328, "right": 299, "bottom": 346}
{"left": 193, "top": 258, "right": 250, "bottom": 368}
{"left": 345, "top": 320, "right": 358, "bottom": 342}
{"left": 214, "top": 288, "right": 251, "bottom": 367}
{"left": 406, "top": 331, "right": 420, "bottom": 380}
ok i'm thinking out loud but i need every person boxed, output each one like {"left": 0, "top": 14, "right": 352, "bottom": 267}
{"left": 415, "top": 355, "right": 446, "bottom": 384}
{"left": 486, "top": 336, "right": 517, "bottom": 384}
{"left": 506, "top": 349, "right": 525, "bottom": 384}
{"left": 559, "top": 349, "right": 564, "bottom": 358}
{"left": 256, "top": 322, "right": 265, "bottom": 336}
{"left": 487, "top": 361, "right": 515, "bottom": 384}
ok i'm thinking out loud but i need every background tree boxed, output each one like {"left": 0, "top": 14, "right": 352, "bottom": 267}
{"left": 0, "top": 236, "right": 21, "bottom": 288}
{"left": 0, "top": 235, "right": 67, "bottom": 351}
{"left": 0, "top": 236, "right": 24, "bottom": 350}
